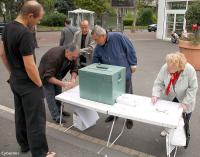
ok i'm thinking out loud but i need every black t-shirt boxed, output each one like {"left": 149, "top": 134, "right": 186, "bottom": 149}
{"left": 81, "top": 34, "right": 87, "bottom": 49}
{"left": 2, "top": 21, "right": 35, "bottom": 80}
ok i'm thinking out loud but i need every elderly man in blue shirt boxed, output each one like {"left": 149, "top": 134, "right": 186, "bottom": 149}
{"left": 91, "top": 25, "right": 137, "bottom": 129}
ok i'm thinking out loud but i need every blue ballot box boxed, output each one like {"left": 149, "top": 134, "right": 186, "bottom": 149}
{"left": 79, "top": 63, "right": 126, "bottom": 105}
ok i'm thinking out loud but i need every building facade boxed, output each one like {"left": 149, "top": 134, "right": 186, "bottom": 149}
{"left": 157, "top": 0, "right": 192, "bottom": 40}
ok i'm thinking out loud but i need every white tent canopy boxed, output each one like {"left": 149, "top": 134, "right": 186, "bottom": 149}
{"left": 68, "top": 8, "right": 94, "bottom": 14}
{"left": 68, "top": 8, "right": 95, "bottom": 28}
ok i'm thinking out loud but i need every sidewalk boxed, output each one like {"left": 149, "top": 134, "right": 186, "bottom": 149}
{"left": 0, "top": 109, "right": 104, "bottom": 157}
{"left": 0, "top": 105, "right": 141, "bottom": 157}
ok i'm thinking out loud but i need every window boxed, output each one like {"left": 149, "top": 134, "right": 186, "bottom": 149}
{"left": 166, "top": 13, "right": 185, "bottom": 38}
{"left": 168, "top": 1, "right": 187, "bottom": 10}
{"left": 166, "top": 14, "right": 175, "bottom": 37}
{"left": 175, "top": 14, "right": 184, "bottom": 34}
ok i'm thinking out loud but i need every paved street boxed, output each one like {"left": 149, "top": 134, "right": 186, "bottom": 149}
{"left": 0, "top": 31, "right": 200, "bottom": 157}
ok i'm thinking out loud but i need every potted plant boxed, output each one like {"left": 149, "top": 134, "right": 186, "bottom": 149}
{"left": 179, "top": 0, "right": 200, "bottom": 70}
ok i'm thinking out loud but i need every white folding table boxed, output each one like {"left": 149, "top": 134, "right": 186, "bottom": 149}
{"left": 55, "top": 86, "right": 183, "bottom": 156}
{"left": 55, "top": 86, "right": 112, "bottom": 132}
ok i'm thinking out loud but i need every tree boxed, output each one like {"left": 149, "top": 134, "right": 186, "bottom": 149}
{"left": 185, "top": 0, "right": 200, "bottom": 29}
{"left": 185, "top": 0, "right": 200, "bottom": 44}
{"left": 37, "top": 0, "right": 55, "bottom": 12}
{"left": 136, "top": 8, "right": 156, "bottom": 26}
{"left": 54, "top": 0, "right": 75, "bottom": 14}
{"left": 132, "top": 0, "right": 156, "bottom": 30}
{"left": 0, "top": 0, "right": 55, "bottom": 21}
{"left": 74, "top": 0, "right": 111, "bottom": 25}
{"left": 0, "top": 0, "right": 23, "bottom": 21}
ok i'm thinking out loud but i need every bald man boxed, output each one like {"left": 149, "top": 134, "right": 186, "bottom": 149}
{"left": 0, "top": 1, "right": 55, "bottom": 157}
{"left": 73, "top": 20, "right": 96, "bottom": 67}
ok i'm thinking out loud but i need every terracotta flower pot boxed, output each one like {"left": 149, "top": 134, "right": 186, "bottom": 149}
{"left": 179, "top": 40, "right": 200, "bottom": 70}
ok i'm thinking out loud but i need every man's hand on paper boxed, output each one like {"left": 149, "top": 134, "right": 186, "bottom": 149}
{"left": 62, "top": 81, "right": 76, "bottom": 90}
{"left": 71, "top": 78, "right": 76, "bottom": 84}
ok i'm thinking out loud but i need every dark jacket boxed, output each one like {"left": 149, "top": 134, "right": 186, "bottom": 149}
{"left": 60, "top": 25, "right": 78, "bottom": 46}
{"left": 39, "top": 46, "right": 78, "bottom": 84}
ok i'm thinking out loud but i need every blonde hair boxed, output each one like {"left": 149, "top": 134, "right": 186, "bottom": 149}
{"left": 166, "top": 52, "right": 187, "bottom": 71}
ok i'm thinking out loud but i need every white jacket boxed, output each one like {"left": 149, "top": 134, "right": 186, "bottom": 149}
{"left": 152, "top": 63, "right": 198, "bottom": 113}
{"left": 72, "top": 30, "right": 96, "bottom": 55}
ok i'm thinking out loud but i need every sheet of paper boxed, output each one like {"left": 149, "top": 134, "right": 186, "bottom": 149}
{"left": 74, "top": 107, "right": 99, "bottom": 128}
{"left": 112, "top": 94, "right": 182, "bottom": 128}
{"left": 116, "top": 94, "right": 181, "bottom": 116}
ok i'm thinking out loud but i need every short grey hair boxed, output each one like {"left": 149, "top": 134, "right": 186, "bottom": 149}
{"left": 91, "top": 25, "right": 106, "bottom": 36}
{"left": 65, "top": 43, "right": 78, "bottom": 52}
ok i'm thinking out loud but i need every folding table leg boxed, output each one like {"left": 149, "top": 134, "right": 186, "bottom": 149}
{"left": 166, "top": 134, "right": 171, "bottom": 157}
{"left": 64, "top": 124, "right": 74, "bottom": 132}
{"left": 98, "top": 118, "right": 127, "bottom": 154}
{"left": 97, "top": 116, "right": 117, "bottom": 154}
{"left": 109, "top": 119, "right": 126, "bottom": 148}
{"left": 58, "top": 106, "right": 76, "bottom": 133}
{"left": 173, "top": 147, "right": 178, "bottom": 157}
{"left": 107, "top": 116, "right": 117, "bottom": 147}
{"left": 59, "top": 103, "right": 63, "bottom": 126}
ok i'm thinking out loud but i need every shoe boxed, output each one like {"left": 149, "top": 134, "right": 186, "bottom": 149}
{"left": 20, "top": 147, "right": 30, "bottom": 153}
{"left": 62, "top": 111, "right": 71, "bottom": 117}
{"left": 160, "top": 129, "right": 168, "bottom": 137}
{"left": 55, "top": 118, "right": 66, "bottom": 124}
{"left": 105, "top": 116, "right": 118, "bottom": 123}
{"left": 46, "top": 152, "right": 56, "bottom": 157}
{"left": 126, "top": 119, "right": 133, "bottom": 129}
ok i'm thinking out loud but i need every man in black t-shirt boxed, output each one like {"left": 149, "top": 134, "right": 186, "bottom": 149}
{"left": 0, "top": 1, "right": 55, "bottom": 157}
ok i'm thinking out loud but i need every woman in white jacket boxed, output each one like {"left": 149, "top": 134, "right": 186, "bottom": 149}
{"left": 152, "top": 53, "right": 198, "bottom": 137}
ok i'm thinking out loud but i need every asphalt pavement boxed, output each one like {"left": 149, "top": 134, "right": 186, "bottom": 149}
{"left": 0, "top": 31, "right": 200, "bottom": 157}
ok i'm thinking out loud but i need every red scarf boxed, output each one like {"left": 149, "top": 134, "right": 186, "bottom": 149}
{"left": 166, "top": 71, "right": 181, "bottom": 95}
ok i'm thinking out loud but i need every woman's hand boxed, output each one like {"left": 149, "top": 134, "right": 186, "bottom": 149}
{"left": 179, "top": 103, "right": 187, "bottom": 112}
{"left": 151, "top": 96, "right": 158, "bottom": 105}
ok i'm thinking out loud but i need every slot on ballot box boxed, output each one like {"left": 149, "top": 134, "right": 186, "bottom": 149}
{"left": 79, "top": 63, "right": 126, "bottom": 105}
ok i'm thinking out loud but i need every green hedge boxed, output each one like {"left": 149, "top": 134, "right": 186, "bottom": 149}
{"left": 41, "top": 12, "right": 67, "bottom": 27}
{"left": 123, "top": 11, "right": 133, "bottom": 26}
{"left": 123, "top": 19, "right": 133, "bottom": 26}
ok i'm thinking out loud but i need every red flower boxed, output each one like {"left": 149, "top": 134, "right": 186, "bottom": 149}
{"left": 192, "top": 24, "right": 198, "bottom": 31}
